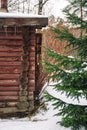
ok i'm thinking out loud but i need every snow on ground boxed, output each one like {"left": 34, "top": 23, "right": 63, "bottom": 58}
{"left": 0, "top": 103, "right": 69, "bottom": 130}
{"left": 0, "top": 82, "right": 87, "bottom": 130}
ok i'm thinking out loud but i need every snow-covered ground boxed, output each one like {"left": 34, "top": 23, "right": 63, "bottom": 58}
{"left": 0, "top": 82, "right": 87, "bottom": 130}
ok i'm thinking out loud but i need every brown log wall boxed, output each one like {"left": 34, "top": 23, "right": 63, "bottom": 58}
{"left": 0, "top": 27, "right": 22, "bottom": 110}
{"left": 0, "top": 26, "right": 42, "bottom": 115}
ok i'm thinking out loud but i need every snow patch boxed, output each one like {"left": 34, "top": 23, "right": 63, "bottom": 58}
{"left": 46, "top": 82, "right": 87, "bottom": 106}
{"left": 0, "top": 12, "right": 48, "bottom": 18}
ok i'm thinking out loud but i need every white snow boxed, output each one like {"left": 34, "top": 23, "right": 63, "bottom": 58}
{"left": 0, "top": 100, "right": 67, "bottom": 130}
{"left": 0, "top": 82, "right": 87, "bottom": 130}
{"left": 45, "top": 82, "right": 87, "bottom": 106}
{"left": 0, "top": 12, "right": 48, "bottom": 18}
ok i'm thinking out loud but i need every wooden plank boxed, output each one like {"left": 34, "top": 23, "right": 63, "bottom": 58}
{"left": 0, "top": 18, "right": 48, "bottom": 27}
{"left": 0, "top": 41, "right": 22, "bottom": 46}
{"left": 0, "top": 30, "right": 21, "bottom": 33}
{"left": 0, "top": 52, "right": 22, "bottom": 57}
{"left": 0, "top": 96, "right": 18, "bottom": 101}
{"left": 29, "top": 80, "right": 35, "bottom": 86}
{"left": 0, "top": 46, "right": 22, "bottom": 52}
{"left": 29, "top": 46, "right": 35, "bottom": 51}
{"left": 7, "top": 102, "right": 18, "bottom": 107}
{"left": 0, "top": 27, "right": 22, "bottom": 32}
{"left": 0, "top": 62, "right": 21, "bottom": 66}
{"left": 29, "top": 61, "right": 35, "bottom": 66}
{"left": 0, "top": 74, "right": 19, "bottom": 79}
{"left": 29, "top": 73, "right": 35, "bottom": 79}
{"left": 0, "top": 57, "right": 21, "bottom": 62}
{"left": 29, "top": 56, "right": 35, "bottom": 61}
{"left": 0, "top": 92, "right": 18, "bottom": 96}
{"left": 0, "top": 91, "right": 18, "bottom": 96}
{"left": 0, "top": 67, "right": 21, "bottom": 74}
{"left": 0, "top": 87, "right": 19, "bottom": 91}
{"left": 0, "top": 36, "right": 22, "bottom": 40}
{"left": 28, "top": 87, "right": 35, "bottom": 91}
{"left": 29, "top": 52, "right": 35, "bottom": 57}
{"left": 0, "top": 80, "right": 19, "bottom": 86}
{"left": 0, "top": 102, "right": 17, "bottom": 107}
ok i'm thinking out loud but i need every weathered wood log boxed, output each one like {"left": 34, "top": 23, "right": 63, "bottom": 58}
{"left": 0, "top": 41, "right": 22, "bottom": 46}
{"left": 7, "top": 102, "right": 18, "bottom": 107}
{"left": 0, "top": 57, "right": 21, "bottom": 62}
{"left": 29, "top": 73, "right": 35, "bottom": 79}
{"left": 29, "top": 46, "right": 35, "bottom": 52}
{"left": 0, "top": 36, "right": 22, "bottom": 40}
{"left": 0, "top": 87, "right": 19, "bottom": 91}
{"left": 29, "top": 80, "right": 35, "bottom": 87}
{"left": 0, "top": 52, "right": 22, "bottom": 57}
{"left": 0, "top": 62, "right": 21, "bottom": 66}
{"left": 0, "top": 96, "right": 18, "bottom": 101}
{"left": 0, "top": 46, "right": 22, "bottom": 52}
{"left": 0, "top": 67, "right": 21, "bottom": 74}
{"left": 0, "top": 91, "right": 18, "bottom": 96}
{"left": 28, "top": 87, "right": 35, "bottom": 91}
{"left": 0, "top": 74, "right": 19, "bottom": 79}
{"left": 0, "top": 80, "right": 19, "bottom": 86}
{"left": 29, "top": 52, "right": 35, "bottom": 57}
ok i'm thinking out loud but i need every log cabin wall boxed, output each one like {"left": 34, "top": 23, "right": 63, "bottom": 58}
{"left": 0, "top": 26, "right": 23, "bottom": 113}
{"left": 0, "top": 26, "right": 37, "bottom": 114}
{"left": 0, "top": 13, "right": 48, "bottom": 116}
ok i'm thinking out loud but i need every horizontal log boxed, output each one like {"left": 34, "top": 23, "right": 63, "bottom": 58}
{"left": 0, "top": 41, "right": 22, "bottom": 46}
{"left": 0, "top": 57, "right": 21, "bottom": 62}
{"left": 29, "top": 52, "right": 35, "bottom": 57}
{"left": 29, "top": 56, "right": 35, "bottom": 61}
{"left": 0, "top": 17, "right": 48, "bottom": 27}
{"left": 29, "top": 80, "right": 35, "bottom": 87}
{"left": 0, "top": 67, "right": 21, "bottom": 74}
{"left": 28, "top": 91, "right": 34, "bottom": 96}
{"left": 0, "top": 74, "right": 19, "bottom": 79}
{"left": 29, "top": 46, "right": 35, "bottom": 51}
{"left": 29, "top": 73, "right": 35, "bottom": 79}
{"left": 0, "top": 32, "right": 21, "bottom": 35}
{"left": 28, "top": 87, "right": 35, "bottom": 91}
{"left": 7, "top": 102, "right": 18, "bottom": 107}
{"left": 0, "top": 32, "right": 22, "bottom": 35}
{"left": 0, "top": 62, "right": 21, "bottom": 66}
{"left": 0, "top": 28, "right": 22, "bottom": 32}
{"left": 0, "top": 31, "right": 21, "bottom": 34}
{"left": 29, "top": 70, "right": 35, "bottom": 74}
{"left": 0, "top": 52, "right": 22, "bottom": 57}
{"left": 0, "top": 87, "right": 19, "bottom": 91}
{"left": 0, "top": 80, "right": 19, "bottom": 86}
{"left": 0, "top": 96, "right": 18, "bottom": 101}
{"left": 0, "top": 107, "right": 21, "bottom": 113}
{"left": 29, "top": 66, "right": 35, "bottom": 71}
{"left": 29, "top": 61, "right": 35, "bottom": 66}
{"left": 0, "top": 102, "right": 17, "bottom": 107}
{"left": 0, "top": 91, "right": 19, "bottom": 96}
{"left": 0, "top": 36, "right": 22, "bottom": 40}
{"left": 0, "top": 46, "right": 22, "bottom": 52}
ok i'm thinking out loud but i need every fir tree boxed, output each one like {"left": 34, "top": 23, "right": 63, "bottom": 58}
{"left": 44, "top": 0, "right": 87, "bottom": 130}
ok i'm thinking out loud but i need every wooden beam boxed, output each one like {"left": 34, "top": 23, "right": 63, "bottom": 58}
{"left": 0, "top": 18, "right": 48, "bottom": 27}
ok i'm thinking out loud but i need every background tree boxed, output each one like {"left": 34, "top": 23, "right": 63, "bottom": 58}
{"left": 7, "top": 0, "right": 51, "bottom": 15}
{"left": 44, "top": 0, "right": 87, "bottom": 130}
{"left": 38, "top": 0, "right": 49, "bottom": 14}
